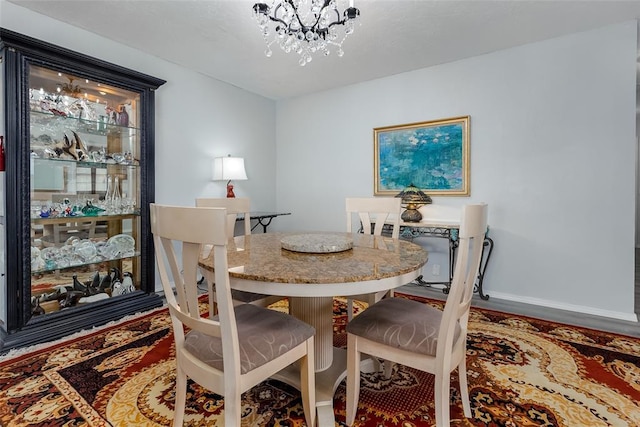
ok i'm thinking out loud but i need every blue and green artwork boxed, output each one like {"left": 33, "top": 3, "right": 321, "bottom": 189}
{"left": 375, "top": 117, "right": 468, "bottom": 195}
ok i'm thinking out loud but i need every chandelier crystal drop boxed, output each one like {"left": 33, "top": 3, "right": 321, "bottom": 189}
{"left": 252, "top": 0, "right": 360, "bottom": 66}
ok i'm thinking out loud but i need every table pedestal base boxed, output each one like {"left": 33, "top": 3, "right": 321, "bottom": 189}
{"left": 271, "top": 347, "right": 375, "bottom": 427}
{"left": 290, "top": 296, "right": 334, "bottom": 371}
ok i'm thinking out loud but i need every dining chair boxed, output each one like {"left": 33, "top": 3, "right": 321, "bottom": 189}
{"left": 345, "top": 197, "right": 401, "bottom": 321}
{"left": 195, "top": 197, "right": 285, "bottom": 315}
{"left": 345, "top": 203, "right": 488, "bottom": 427}
{"left": 150, "top": 204, "right": 316, "bottom": 427}
{"left": 195, "top": 197, "right": 251, "bottom": 237}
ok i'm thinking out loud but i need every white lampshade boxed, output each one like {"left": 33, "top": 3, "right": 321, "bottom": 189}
{"left": 212, "top": 156, "right": 248, "bottom": 181}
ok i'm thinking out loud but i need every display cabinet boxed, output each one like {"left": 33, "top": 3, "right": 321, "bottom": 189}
{"left": 0, "top": 29, "right": 165, "bottom": 352}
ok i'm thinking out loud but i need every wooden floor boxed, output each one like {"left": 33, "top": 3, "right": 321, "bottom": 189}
{"left": 400, "top": 281, "right": 640, "bottom": 338}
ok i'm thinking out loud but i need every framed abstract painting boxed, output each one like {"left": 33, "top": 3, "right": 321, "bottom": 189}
{"left": 374, "top": 116, "right": 470, "bottom": 196}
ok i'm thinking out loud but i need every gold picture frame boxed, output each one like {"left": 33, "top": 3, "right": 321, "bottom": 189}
{"left": 374, "top": 116, "right": 470, "bottom": 196}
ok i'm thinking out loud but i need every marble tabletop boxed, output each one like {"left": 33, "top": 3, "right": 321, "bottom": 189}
{"left": 199, "top": 232, "right": 428, "bottom": 288}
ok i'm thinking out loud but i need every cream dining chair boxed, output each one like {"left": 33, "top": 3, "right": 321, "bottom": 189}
{"left": 195, "top": 197, "right": 285, "bottom": 315}
{"left": 150, "top": 204, "right": 316, "bottom": 427}
{"left": 196, "top": 197, "right": 252, "bottom": 237}
{"left": 345, "top": 197, "right": 401, "bottom": 321}
{"left": 345, "top": 203, "right": 488, "bottom": 427}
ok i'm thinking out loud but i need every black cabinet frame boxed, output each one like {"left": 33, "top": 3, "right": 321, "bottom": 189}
{"left": 0, "top": 29, "right": 166, "bottom": 352}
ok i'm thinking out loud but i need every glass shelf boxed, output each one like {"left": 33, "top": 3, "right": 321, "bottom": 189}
{"left": 29, "top": 156, "right": 140, "bottom": 169}
{"left": 30, "top": 109, "right": 140, "bottom": 137}
{"left": 31, "top": 212, "right": 139, "bottom": 224}
{"left": 32, "top": 252, "right": 140, "bottom": 275}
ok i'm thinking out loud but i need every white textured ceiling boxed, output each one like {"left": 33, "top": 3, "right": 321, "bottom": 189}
{"left": 8, "top": 0, "right": 640, "bottom": 100}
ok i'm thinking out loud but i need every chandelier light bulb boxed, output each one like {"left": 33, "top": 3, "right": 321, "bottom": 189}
{"left": 252, "top": 0, "right": 360, "bottom": 66}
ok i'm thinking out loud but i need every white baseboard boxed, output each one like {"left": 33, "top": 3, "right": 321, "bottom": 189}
{"left": 488, "top": 291, "right": 639, "bottom": 323}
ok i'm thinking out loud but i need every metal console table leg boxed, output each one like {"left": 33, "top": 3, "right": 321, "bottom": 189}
{"left": 251, "top": 216, "right": 274, "bottom": 233}
{"left": 475, "top": 236, "right": 494, "bottom": 300}
{"left": 396, "top": 224, "right": 493, "bottom": 300}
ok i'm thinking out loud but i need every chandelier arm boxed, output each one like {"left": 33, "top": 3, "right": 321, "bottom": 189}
{"left": 326, "top": 6, "right": 359, "bottom": 29}
{"left": 286, "top": 1, "right": 313, "bottom": 34}
{"left": 326, "top": 17, "right": 347, "bottom": 29}
{"left": 303, "top": 4, "right": 341, "bottom": 39}
{"left": 324, "top": 8, "right": 343, "bottom": 28}
{"left": 307, "top": 0, "right": 334, "bottom": 30}
{"left": 268, "top": 2, "right": 290, "bottom": 28}
{"left": 307, "top": 5, "right": 331, "bottom": 31}
{"left": 268, "top": 14, "right": 289, "bottom": 28}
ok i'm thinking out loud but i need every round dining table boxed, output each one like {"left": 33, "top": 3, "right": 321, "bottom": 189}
{"left": 198, "top": 231, "right": 428, "bottom": 426}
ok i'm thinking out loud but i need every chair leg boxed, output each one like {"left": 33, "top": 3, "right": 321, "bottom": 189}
{"left": 347, "top": 298, "right": 355, "bottom": 321}
{"left": 300, "top": 339, "right": 316, "bottom": 427}
{"left": 382, "top": 359, "right": 393, "bottom": 379}
{"left": 346, "top": 334, "right": 361, "bottom": 426}
{"left": 458, "top": 359, "right": 472, "bottom": 418}
{"left": 173, "top": 367, "right": 187, "bottom": 427}
{"left": 224, "top": 391, "right": 242, "bottom": 427}
{"left": 434, "top": 370, "right": 451, "bottom": 427}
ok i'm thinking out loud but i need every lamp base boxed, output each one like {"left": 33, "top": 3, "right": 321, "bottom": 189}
{"left": 401, "top": 208, "right": 422, "bottom": 222}
{"left": 226, "top": 182, "right": 236, "bottom": 198}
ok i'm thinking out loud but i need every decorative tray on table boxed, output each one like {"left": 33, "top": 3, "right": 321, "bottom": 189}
{"left": 280, "top": 234, "right": 353, "bottom": 253}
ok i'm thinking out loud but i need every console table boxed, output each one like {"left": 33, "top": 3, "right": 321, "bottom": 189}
{"left": 236, "top": 211, "right": 291, "bottom": 233}
{"left": 378, "top": 210, "right": 494, "bottom": 300}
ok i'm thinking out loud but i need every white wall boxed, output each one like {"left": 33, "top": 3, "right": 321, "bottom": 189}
{"left": 0, "top": 1, "right": 277, "bottom": 211}
{"left": 276, "top": 21, "right": 638, "bottom": 321}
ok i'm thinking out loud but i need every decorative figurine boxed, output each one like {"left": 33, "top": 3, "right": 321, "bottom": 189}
{"left": 31, "top": 297, "right": 45, "bottom": 316}
{"left": 81, "top": 200, "right": 105, "bottom": 216}
{"left": 120, "top": 272, "right": 135, "bottom": 294}
{"left": 72, "top": 274, "right": 89, "bottom": 296}
{"left": 59, "top": 290, "right": 84, "bottom": 309}
{"left": 111, "top": 277, "right": 123, "bottom": 296}
{"left": 62, "top": 133, "right": 77, "bottom": 160}
{"left": 117, "top": 104, "right": 129, "bottom": 127}
{"left": 98, "top": 270, "right": 112, "bottom": 292}
{"left": 71, "top": 131, "right": 89, "bottom": 161}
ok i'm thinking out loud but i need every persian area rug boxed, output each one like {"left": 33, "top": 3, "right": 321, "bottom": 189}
{"left": 1, "top": 294, "right": 640, "bottom": 427}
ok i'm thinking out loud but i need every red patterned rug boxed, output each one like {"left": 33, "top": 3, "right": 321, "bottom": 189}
{"left": 1, "top": 293, "right": 640, "bottom": 426}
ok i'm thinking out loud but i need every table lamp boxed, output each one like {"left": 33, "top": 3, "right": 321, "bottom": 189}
{"left": 212, "top": 155, "right": 248, "bottom": 198}
{"left": 395, "top": 183, "right": 432, "bottom": 222}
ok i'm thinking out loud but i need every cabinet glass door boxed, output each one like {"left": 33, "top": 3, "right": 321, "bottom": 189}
{"left": 29, "top": 65, "right": 141, "bottom": 316}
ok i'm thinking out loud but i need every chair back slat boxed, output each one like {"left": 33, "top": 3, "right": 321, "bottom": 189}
{"left": 182, "top": 242, "right": 204, "bottom": 315}
{"left": 156, "top": 236, "right": 197, "bottom": 317}
{"left": 196, "top": 197, "right": 251, "bottom": 237}
{"left": 346, "top": 197, "right": 401, "bottom": 238}
{"left": 437, "top": 204, "right": 488, "bottom": 356}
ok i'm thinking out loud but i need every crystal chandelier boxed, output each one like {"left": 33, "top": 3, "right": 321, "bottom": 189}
{"left": 252, "top": 0, "right": 360, "bottom": 66}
